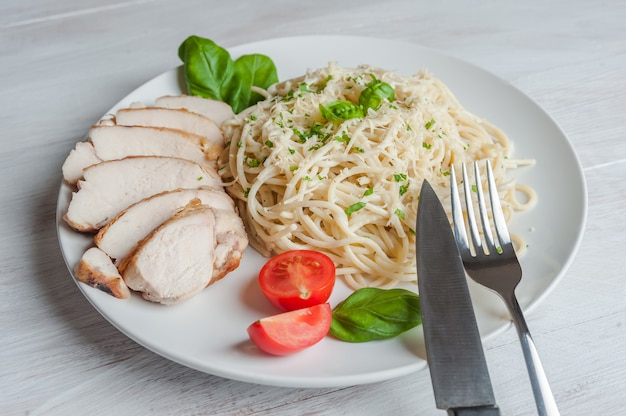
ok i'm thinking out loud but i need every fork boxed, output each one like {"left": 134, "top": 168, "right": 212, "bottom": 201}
{"left": 450, "top": 160, "right": 560, "bottom": 416}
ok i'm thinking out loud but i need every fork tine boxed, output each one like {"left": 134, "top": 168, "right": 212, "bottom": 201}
{"left": 486, "top": 160, "right": 513, "bottom": 249}
{"left": 450, "top": 165, "right": 470, "bottom": 253}
{"left": 461, "top": 163, "right": 483, "bottom": 255}
{"left": 472, "top": 161, "right": 498, "bottom": 254}
{"left": 452, "top": 161, "right": 512, "bottom": 256}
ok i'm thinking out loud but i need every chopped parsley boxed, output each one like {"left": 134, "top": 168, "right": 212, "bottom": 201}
{"left": 345, "top": 202, "right": 366, "bottom": 216}
{"left": 394, "top": 173, "right": 407, "bottom": 182}
{"left": 283, "top": 89, "right": 294, "bottom": 101}
{"left": 245, "top": 157, "right": 261, "bottom": 167}
{"left": 275, "top": 113, "right": 285, "bottom": 128}
{"left": 294, "top": 123, "right": 326, "bottom": 144}
{"left": 293, "top": 128, "right": 308, "bottom": 143}
{"left": 316, "top": 75, "right": 333, "bottom": 92}
{"left": 335, "top": 133, "right": 351, "bottom": 144}
{"left": 298, "top": 82, "right": 313, "bottom": 94}
{"left": 399, "top": 181, "right": 410, "bottom": 196}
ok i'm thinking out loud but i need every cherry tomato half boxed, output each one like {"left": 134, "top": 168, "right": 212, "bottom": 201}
{"left": 247, "top": 303, "right": 332, "bottom": 356}
{"left": 258, "top": 250, "right": 336, "bottom": 311}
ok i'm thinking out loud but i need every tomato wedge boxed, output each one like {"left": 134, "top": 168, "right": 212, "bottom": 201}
{"left": 247, "top": 303, "right": 332, "bottom": 356}
{"left": 258, "top": 250, "right": 336, "bottom": 311}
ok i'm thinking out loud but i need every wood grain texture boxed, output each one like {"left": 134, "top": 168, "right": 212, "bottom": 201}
{"left": 2, "top": 0, "right": 625, "bottom": 414}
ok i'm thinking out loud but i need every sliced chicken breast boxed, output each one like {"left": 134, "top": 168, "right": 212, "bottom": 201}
{"left": 94, "top": 187, "right": 235, "bottom": 264}
{"left": 154, "top": 95, "right": 234, "bottom": 126}
{"left": 75, "top": 247, "right": 131, "bottom": 299}
{"left": 115, "top": 107, "right": 224, "bottom": 147}
{"left": 119, "top": 203, "right": 218, "bottom": 305}
{"left": 62, "top": 141, "right": 101, "bottom": 184}
{"left": 91, "top": 124, "right": 215, "bottom": 164}
{"left": 63, "top": 156, "right": 222, "bottom": 232}
{"left": 61, "top": 125, "right": 221, "bottom": 185}
{"left": 212, "top": 206, "right": 248, "bottom": 282}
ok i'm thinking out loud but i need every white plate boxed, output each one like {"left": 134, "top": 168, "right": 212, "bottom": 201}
{"left": 56, "top": 35, "right": 587, "bottom": 388}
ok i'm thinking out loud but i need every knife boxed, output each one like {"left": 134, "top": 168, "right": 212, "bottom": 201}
{"left": 416, "top": 179, "right": 501, "bottom": 416}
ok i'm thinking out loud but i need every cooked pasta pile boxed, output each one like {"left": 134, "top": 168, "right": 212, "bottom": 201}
{"left": 219, "top": 63, "right": 535, "bottom": 289}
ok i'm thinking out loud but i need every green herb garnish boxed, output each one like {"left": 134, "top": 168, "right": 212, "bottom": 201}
{"left": 319, "top": 100, "right": 364, "bottom": 122}
{"left": 330, "top": 288, "right": 421, "bottom": 342}
{"left": 345, "top": 202, "right": 366, "bottom": 216}
{"left": 358, "top": 78, "right": 395, "bottom": 113}
{"left": 178, "top": 35, "right": 278, "bottom": 113}
{"left": 319, "top": 76, "right": 395, "bottom": 122}
{"left": 399, "top": 182, "right": 410, "bottom": 196}
{"left": 394, "top": 173, "right": 407, "bottom": 182}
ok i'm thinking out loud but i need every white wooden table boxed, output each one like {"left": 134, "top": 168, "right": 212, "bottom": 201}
{"left": 2, "top": 0, "right": 625, "bottom": 414}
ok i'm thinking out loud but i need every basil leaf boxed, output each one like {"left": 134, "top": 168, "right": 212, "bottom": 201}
{"left": 330, "top": 287, "right": 421, "bottom": 342}
{"left": 178, "top": 36, "right": 234, "bottom": 100}
{"left": 227, "top": 54, "right": 278, "bottom": 113}
{"left": 319, "top": 100, "right": 364, "bottom": 122}
{"left": 358, "top": 80, "right": 395, "bottom": 113}
{"left": 178, "top": 35, "right": 278, "bottom": 113}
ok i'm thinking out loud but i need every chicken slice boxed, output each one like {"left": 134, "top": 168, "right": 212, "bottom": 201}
{"left": 91, "top": 124, "right": 217, "bottom": 163}
{"left": 119, "top": 203, "right": 218, "bottom": 305}
{"left": 94, "top": 187, "right": 235, "bottom": 265}
{"left": 212, "top": 206, "right": 248, "bottom": 282}
{"left": 75, "top": 247, "right": 130, "bottom": 299}
{"left": 61, "top": 125, "right": 221, "bottom": 185}
{"left": 62, "top": 141, "right": 101, "bottom": 184}
{"left": 114, "top": 107, "right": 223, "bottom": 147}
{"left": 63, "top": 156, "right": 222, "bottom": 232}
{"left": 154, "top": 95, "right": 235, "bottom": 126}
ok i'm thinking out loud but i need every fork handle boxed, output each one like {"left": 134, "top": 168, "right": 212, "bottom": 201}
{"left": 506, "top": 294, "right": 560, "bottom": 416}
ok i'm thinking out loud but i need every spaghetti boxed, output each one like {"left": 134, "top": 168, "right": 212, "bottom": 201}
{"left": 219, "top": 63, "right": 535, "bottom": 289}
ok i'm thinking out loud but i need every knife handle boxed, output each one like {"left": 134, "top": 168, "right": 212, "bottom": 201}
{"left": 448, "top": 406, "right": 501, "bottom": 416}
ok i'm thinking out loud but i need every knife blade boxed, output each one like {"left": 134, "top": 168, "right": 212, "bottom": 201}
{"left": 416, "top": 179, "right": 500, "bottom": 416}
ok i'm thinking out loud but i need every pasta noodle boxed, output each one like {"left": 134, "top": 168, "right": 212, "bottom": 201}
{"left": 219, "top": 63, "right": 536, "bottom": 289}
